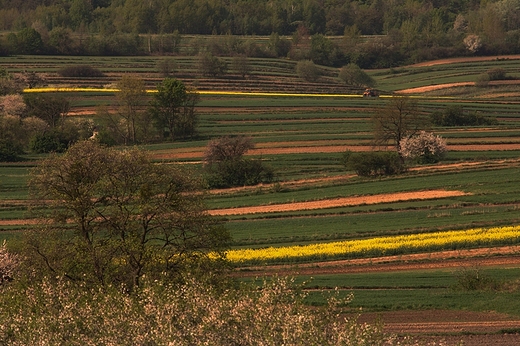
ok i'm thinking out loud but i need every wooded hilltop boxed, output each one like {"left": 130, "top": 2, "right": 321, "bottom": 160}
{"left": 1, "top": 0, "right": 520, "bottom": 68}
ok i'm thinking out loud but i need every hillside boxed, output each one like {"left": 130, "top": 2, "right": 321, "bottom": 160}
{"left": 4, "top": 54, "right": 520, "bottom": 345}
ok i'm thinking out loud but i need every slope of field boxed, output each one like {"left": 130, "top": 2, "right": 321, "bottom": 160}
{"left": 4, "top": 54, "right": 520, "bottom": 343}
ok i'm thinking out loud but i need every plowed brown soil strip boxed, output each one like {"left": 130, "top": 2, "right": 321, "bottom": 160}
{"left": 209, "top": 189, "right": 467, "bottom": 216}
{"left": 396, "top": 79, "right": 520, "bottom": 94}
{"left": 152, "top": 143, "right": 520, "bottom": 160}
{"left": 408, "top": 55, "right": 520, "bottom": 67}
{"left": 0, "top": 218, "right": 40, "bottom": 226}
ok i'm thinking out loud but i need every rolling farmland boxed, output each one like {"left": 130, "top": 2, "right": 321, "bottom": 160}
{"left": 3, "top": 54, "right": 520, "bottom": 344}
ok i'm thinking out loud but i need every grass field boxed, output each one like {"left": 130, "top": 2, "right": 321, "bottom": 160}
{"left": 3, "top": 54, "right": 520, "bottom": 338}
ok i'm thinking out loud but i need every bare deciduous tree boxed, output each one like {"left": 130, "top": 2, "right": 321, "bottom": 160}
{"left": 116, "top": 75, "right": 147, "bottom": 144}
{"left": 372, "top": 96, "right": 429, "bottom": 152}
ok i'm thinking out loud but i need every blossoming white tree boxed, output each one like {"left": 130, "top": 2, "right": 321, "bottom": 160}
{"left": 0, "top": 94, "right": 26, "bottom": 116}
{"left": 0, "top": 241, "right": 20, "bottom": 285}
{"left": 399, "top": 131, "right": 447, "bottom": 163}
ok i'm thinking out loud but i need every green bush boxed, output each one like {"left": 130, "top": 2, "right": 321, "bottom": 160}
{"left": 343, "top": 151, "right": 405, "bottom": 177}
{"left": 205, "top": 158, "right": 274, "bottom": 188}
{"left": 475, "top": 68, "right": 508, "bottom": 87}
{"left": 198, "top": 52, "right": 227, "bottom": 77}
{"left": 338, "top": 63, "right": 376, "bottom": 87}
{"left": 431, "top": 106, "right": 498, "bottom": 126}
{"left": 296, "top": 60, "right": 321, "bottom": 82}
{"left": 486, "top": 68, "right": 507, "bottom": 81}
{"left": 29, "top": 131, "right": 69, "bottom": 153}
{"left": 475, "top": 73, "right": 490, "bottom": 87}
{"left": 0, "top": 139, "right": 23, "bottom": 162}
{"left": 453, "top": 266, "right": 502, "bottom": 291}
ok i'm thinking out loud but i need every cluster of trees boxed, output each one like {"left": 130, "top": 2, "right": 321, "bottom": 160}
{"left": 2, "top": 1, "right": 520, "bottom": 67}
{"left": 0, "top": 140, "right": 427, "bottom": 345}
{"left": 0, "top": 90, "right": 93, "bottom": 159}
{"left": 343, "top": 97, "right": 462, "bottom": 177}
{"left": 0, "top": 74, "right": 198, "bottom": 158}
{"left": 2, "top": 68, "right": 272, "bottom": 188}
{"left": 98, "top": 76, "right": 199, "bottom": 145}
{"left": 0, "top": 140, "right": 404, "bottom": 344}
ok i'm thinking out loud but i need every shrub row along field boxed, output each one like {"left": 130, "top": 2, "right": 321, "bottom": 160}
{"left": 3, "top": 55, "right": 520, "bottom": 339}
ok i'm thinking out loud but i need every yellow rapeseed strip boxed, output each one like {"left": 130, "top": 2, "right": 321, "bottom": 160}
{"left": 23, "top": 87, "right": 366, "bottom": 98}
{"left": 23, "top": 87, "right": 446, "bottom": 99}
{"left": 24, "top": 87, "right": 120, "bottom": 93}
{"left": 227, "top": 225, "right": 520, "bottom": 263}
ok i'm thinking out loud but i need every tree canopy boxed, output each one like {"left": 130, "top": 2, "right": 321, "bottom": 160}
{"left": 149, "top": 78, "right": 199, "bottom": 141}
{"left": 26, "top": 141, "right": 230, "bottom": 289}
{"left": 2, "top": 1, "right": 520, "bottom": 68}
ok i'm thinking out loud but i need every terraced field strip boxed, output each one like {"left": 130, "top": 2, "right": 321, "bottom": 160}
{"left": 24, "top": 86, "right": 454, "bottom": 100}
{"left": 152, "top": 143, "right": 520, "bottom": 160}
{"left": 25, "top": 87, "right": 371, "bottom": 98}
{"left": 209, "top": 189, "right": 468, "bottom": 216}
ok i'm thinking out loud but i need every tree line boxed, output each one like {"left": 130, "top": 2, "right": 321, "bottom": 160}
{"left": 0, "top": 72, "right": 198, "bottom": 156}
{"left": 2, "top": 0, "right": 520, "bottom": 67}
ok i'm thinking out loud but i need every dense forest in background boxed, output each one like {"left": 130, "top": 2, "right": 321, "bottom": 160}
{"left": 1, "top": 0, "right": 520, "bottom": 68}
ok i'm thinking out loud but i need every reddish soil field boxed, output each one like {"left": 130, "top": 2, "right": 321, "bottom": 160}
{"left": 152, "top": 142, "right": 520, "bottom": 160}
{"left": 209, "top": 189, "right": 467, "bottom": 216}
{"left": 409, "top": 55, "right": 520, "bottom": 67}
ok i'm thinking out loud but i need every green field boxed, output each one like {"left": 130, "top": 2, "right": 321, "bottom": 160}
{"left": 301, "top": 268, "right": 520, "bottom": 316}
{"left": 3, "top": 55, "right": 520, "bottom": 319}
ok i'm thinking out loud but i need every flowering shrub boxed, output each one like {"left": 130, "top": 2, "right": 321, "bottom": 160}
{"left": 463, "top": 34, "right": 482, "bottom": 53}
{"left": 0, "top": 94, "right": 26, "bottom": 116}
{"left": 0, "top": 276, "right": 438, "bottom": 345}
{"left": 399, "top": 131, "right": 447, "bottom": 164}
{"left": 0, "top": 241, "right": 20, "bottom": 285}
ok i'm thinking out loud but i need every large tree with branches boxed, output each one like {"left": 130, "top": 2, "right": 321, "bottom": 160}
{"left": 371, "top": 96, "right": 429, "bottom": 151}
{"left": 149, "top": 78, "right": 199, "bottom": 141}
{"left": 26, "top": 141, "right": 229, "bottom": 290}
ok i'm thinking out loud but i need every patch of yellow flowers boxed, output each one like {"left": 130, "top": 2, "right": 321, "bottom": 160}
{"left": 227, "top": 225, "right": 520, "bottom": 264}
{"left": 23, "top": 88, "right": 365, "bottom": 98}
